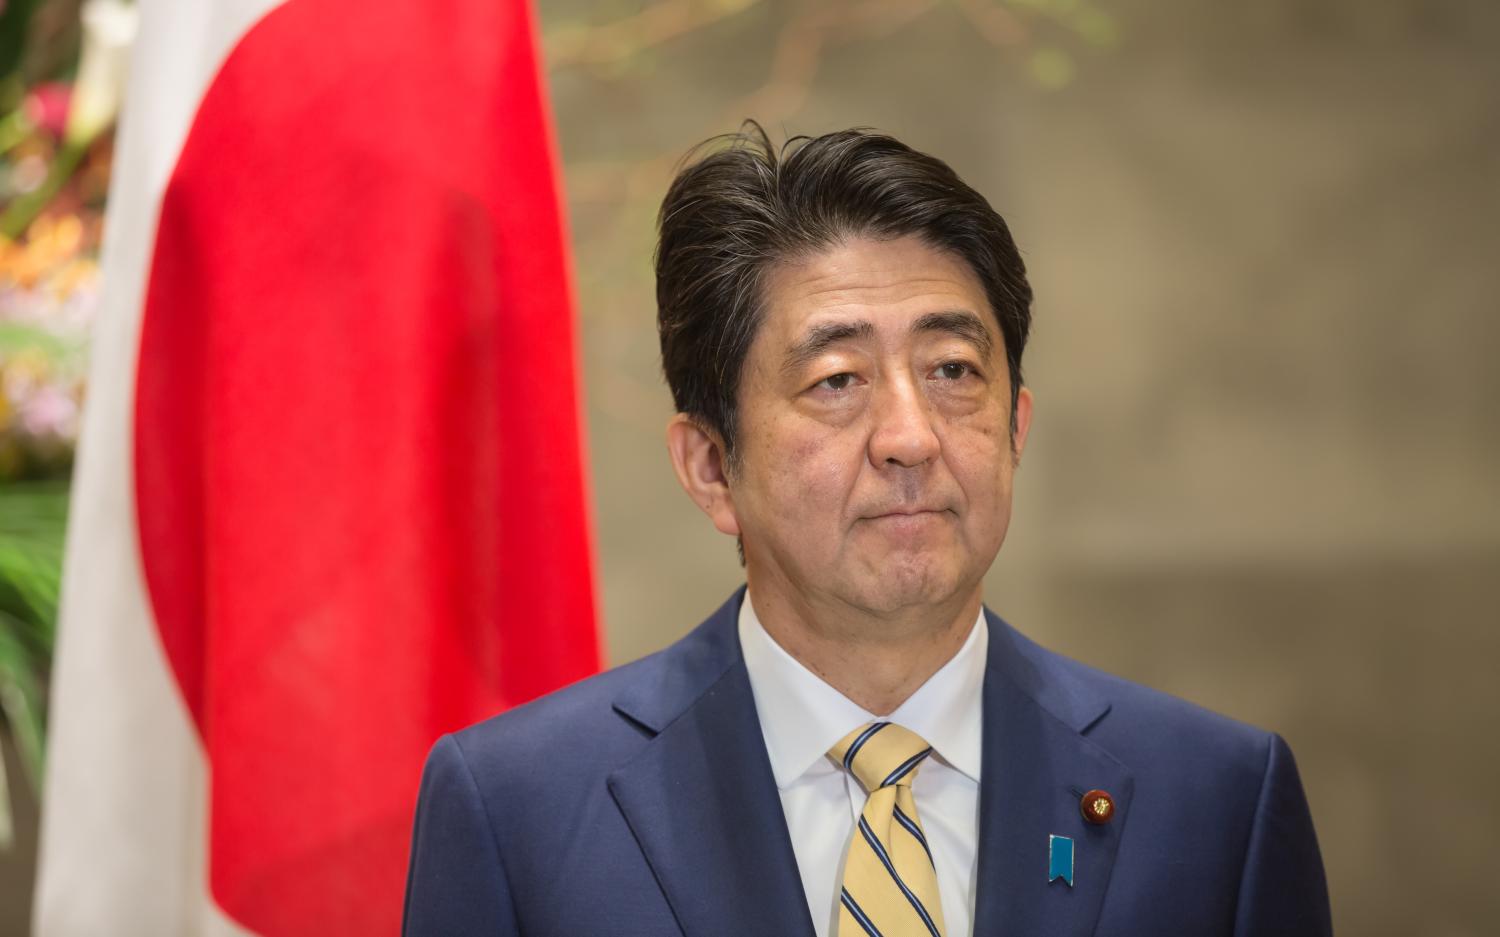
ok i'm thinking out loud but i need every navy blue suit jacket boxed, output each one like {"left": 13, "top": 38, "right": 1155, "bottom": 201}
{"left": 403, "top": 589, "right": 1332, "bottom": 936}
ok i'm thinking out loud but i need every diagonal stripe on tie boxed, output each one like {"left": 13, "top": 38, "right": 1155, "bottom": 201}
{"left": 858, "top": 817, "right": 942, "bottom": 936}
{"left": 840, "top": 889, "right": 885, "bottom": 937}
{"left": 881, "top": 748, "right": 932, "bottom": 787}
{"left": 843, "top": 722, "right": 889, "bottom": 773}
{"left": 893, "top": 804, "right": 934, "bottom": 868}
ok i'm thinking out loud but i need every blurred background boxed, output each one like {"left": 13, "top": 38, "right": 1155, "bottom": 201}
{"left": 1, "top": 0, "right": 1497, "bottom": 934}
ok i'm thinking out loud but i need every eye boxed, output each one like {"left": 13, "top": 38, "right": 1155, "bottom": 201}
{"left": 935, "top": 361, "right": 975, "bottom": 381}
{"left": 816, "top": 372, "right": 857, "bottom": 392}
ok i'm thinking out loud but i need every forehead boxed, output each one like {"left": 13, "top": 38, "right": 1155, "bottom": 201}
{"left": 757, "top": 235, "right": 995, "bottom": 346}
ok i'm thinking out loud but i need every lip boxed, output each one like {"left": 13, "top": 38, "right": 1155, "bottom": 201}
{"left": 863, "top": 507, "right": 951, "bottom": 521}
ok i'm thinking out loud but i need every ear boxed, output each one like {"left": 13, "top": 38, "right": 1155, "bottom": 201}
{"left": 665, "top": 413, "right": 741, "bottom": 537}
{"left": 1011, "top": 385, "right": 1034, "bottom": 464}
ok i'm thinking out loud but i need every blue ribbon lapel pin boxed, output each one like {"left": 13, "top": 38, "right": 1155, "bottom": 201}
{"left": 1048, "top": 834, "right": 1075, "bottom": 887}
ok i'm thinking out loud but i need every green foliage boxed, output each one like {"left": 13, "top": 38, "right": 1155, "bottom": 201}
{"left": 0, "top": 0, "right": 44, "bottom": 110}
{"left": 0, "top": 480, "right": 66, "bottom": 848}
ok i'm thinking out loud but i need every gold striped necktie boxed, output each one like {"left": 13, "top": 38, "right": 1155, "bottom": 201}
{"left": 829, "top": 722, "right": 946, "bottom": 937}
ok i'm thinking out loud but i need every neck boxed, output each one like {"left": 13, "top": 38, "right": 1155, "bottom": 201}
{"left": 746, "top": 580, "right": 981, "bottom": 716}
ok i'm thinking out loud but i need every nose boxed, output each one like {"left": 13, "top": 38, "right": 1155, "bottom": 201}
{"left": 867, "top": 375, "right": 941, "bottom": 468}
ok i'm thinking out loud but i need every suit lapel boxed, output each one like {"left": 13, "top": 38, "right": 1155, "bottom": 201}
{"left": 604, "top": 596, "right": 1133, "bottom": 937}
{"left": 973, "top": 612, "right": 1134, "bottom": 936}
{"left": 607, "top": 592, "right": 816, "bottom": 937}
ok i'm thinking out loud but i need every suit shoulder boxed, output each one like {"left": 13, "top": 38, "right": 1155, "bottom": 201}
{"left": 442, "top": 592, "right": 744, "bottom": 788}
{"left": 448, "top": 647, "right": 669, "bottom": 765}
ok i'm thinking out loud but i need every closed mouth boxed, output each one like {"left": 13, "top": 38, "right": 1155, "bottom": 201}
{"left": 866, "top": 508, "right": 949, "bottom": 520}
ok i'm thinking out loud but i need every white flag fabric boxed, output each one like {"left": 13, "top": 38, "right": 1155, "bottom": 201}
{"left": 37, "top": 4, "right": 287, "bottom": 933}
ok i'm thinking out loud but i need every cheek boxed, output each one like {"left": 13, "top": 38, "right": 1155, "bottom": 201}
{"left": 783, "top": 432, "right": 850, "bottom": 511}
{"left": 943, "top": 415, "right": 1014, "bottom": 511}
{"left": 745, "top": 419, "right": 855, "bottom": 523}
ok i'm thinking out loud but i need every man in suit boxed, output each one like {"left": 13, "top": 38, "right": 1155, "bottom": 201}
{"left": 403, "top": 125, "right": 1332, "bottom": 936}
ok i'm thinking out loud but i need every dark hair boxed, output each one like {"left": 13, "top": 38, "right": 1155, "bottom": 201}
{"left": 655, "top": 122, "right": 1032, "bottom": 467}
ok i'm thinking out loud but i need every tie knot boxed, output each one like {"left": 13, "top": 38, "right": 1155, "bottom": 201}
{"left": 829, "top": 722, "right": 933, "bottom": 792}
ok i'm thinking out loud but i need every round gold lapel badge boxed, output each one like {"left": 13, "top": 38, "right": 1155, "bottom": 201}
{"left": 1080, "top": 789, "right": 1115, "bottom": 825}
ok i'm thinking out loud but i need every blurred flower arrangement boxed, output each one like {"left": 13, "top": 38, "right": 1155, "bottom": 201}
{"left": 0, "top": 0, "right": 132, "bottom": 848}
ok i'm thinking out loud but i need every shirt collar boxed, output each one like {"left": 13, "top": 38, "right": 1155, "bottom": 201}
{"left": 738, "top": 590, "right": 986, "bottom": 789}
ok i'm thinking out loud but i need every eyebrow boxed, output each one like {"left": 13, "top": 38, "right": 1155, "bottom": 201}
{"left": 781, "top": 309, "right": 994, "bottom": 375}
{"left": 781, "top": 320, "right": 875, "bottom": 375}
{"left": 912, "top": 310, "right": 994, "bottom": 361}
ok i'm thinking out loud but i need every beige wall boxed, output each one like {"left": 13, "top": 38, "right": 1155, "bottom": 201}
{"left": 547, "top": 1, "right": 1500, "bottom": 934}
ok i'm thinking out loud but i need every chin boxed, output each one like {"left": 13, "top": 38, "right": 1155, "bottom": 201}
{"left": 851, "top": 554, "right": 964, "bottom": 615}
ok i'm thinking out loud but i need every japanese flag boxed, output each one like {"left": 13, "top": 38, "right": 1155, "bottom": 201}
{"left": 35, "top": 0, "right": 600, "bottom": 933}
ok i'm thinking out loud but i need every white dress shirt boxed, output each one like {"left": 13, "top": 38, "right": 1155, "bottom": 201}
{"left": 738, "top": 592, "right": 986, "bottom": 937}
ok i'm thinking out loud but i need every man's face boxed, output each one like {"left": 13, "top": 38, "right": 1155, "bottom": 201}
{"left": 723, "top": 234, "right": 1031, "bottom": 619}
